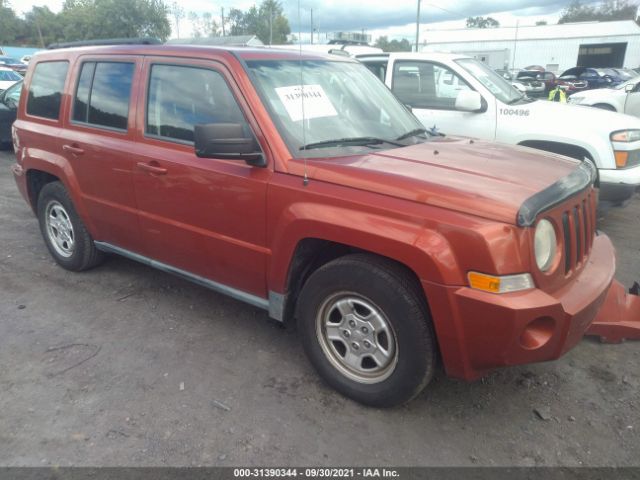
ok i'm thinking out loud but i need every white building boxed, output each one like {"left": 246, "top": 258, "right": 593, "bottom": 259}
{"left": 420, "top": 20, "right": 640, "bottom": 74}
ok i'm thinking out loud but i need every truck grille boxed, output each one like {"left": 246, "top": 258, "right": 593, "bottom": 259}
{"left": 560, "top": 191, "right": 596, "bottom": 275}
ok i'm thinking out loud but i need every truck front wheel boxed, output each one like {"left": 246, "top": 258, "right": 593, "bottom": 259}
{"left": 297, "top": 254, "right": 437, "bottom": 407}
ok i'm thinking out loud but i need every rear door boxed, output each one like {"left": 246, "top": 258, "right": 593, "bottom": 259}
{"left": 60, "top": 56, "right": 143, "bottom": 253}
{"left": 131, "top": 57, "right": 270, "bottom": 298}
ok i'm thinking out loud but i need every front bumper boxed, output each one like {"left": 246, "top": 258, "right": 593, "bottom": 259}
{"left": 422, "top": 234, "right": 616, "bottom": 380}
{"left": 599, "top": 163, "right": 640, "bottom": 205}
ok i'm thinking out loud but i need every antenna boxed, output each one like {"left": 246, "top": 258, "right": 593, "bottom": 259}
{"left": 298, "top": 0, "right": 309, "bottom": 186}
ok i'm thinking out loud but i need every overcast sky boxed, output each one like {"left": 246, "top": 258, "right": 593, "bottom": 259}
{"left": 12, "top": 0, "right": 606, "bottom": 40}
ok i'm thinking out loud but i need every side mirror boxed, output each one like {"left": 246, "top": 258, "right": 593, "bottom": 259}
{"left": 194, "top": 123, "right": 265, "bottom": 167}
{"left": 625, "top": 84, "right": 635, "bottom": 93}
{"left": 455, "top": 90, "right": 485, "bottom": 113}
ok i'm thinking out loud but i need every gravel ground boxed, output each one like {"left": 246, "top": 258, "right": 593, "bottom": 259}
{"left": 0, "top": 150, "right": 638, "bottom": 467}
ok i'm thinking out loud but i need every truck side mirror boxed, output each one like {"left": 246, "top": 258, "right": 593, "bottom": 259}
{"left": 455, "top": 90, "right": 485, "bottom": 113}
{"left": 194, "top": 123, "right": 265, "bottom": 167}
{"left": 625, "top": 84, "right": 635, "bottom": 93}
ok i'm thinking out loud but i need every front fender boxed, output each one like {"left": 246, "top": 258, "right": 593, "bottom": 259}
{"left": 267, "top": 201, "right": 465, "bottom": 294}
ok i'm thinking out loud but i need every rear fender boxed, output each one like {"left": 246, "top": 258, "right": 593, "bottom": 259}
{"left": 22, "top": 148, "right": 97, "bottom": 236}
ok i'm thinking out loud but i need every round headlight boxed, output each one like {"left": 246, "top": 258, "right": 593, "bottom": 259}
{"left": 534, "top": 219, "right": 557, "bottom": 272}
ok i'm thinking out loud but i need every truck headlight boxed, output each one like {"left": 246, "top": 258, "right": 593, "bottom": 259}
{"left": 611, "top": 130, "right": 640, "bottom": 168}
{"left": 534, "top": 219, "right": 557, "bottom": 272}
{"left": 610, "top": 130, "right": 640, "bottom": 143}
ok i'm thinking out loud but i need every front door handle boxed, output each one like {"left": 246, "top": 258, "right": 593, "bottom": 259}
{"left": 63, "top": 144, "right": 85, "bottom": 155}
{"left": 137, "top": 162, "right": 168, "bottom": 175}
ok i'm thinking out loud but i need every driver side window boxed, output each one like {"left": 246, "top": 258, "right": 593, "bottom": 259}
{"left": 392, "top": 61, "right": 471, "bottom": 110}
{"left": 146, "top": 64, "right": 250, "bottom": 143}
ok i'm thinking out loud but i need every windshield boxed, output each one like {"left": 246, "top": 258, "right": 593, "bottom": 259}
{"left": 616, "top": 77, "right": 640, "bottom": 90}
{"left": 0, "top": 70, "right": 21, "bottom": 81}
{"left": 245, "top": 59, "right": 427, "bottom": 158}
{"left": 456, "top": 58, "right": 524, "bottom": 104}
{"left": 0, "top": 57, "right": 20, "bottom": 64}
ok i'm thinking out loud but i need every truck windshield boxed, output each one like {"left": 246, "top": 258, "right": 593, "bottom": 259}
{"left": 245, "top": 59, "right": 428, "bottom": 157}
{"left": 456, "top": 58, "right": 525, "bottom": 105}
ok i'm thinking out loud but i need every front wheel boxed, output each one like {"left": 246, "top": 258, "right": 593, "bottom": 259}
{"left": 297, "top": 254, "right": 437, "bottom": 407}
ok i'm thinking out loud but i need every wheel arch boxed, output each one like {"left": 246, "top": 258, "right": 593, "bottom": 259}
{"left": 268, "top": 208, "right": 463, "bottom": 325}
{"left": 22, "top": 154, "right": 96, "bottom": 236}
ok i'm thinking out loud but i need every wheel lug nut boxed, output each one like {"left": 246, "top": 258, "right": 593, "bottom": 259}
{"left": 343, "top": 330, "right": 350, "bottom": 338}
{"left": 351, "top": 342, "right": 360, "bottom": 350}
{"left": 349, "top": 320, "right": 356, "bottom": 328}
{"left": 363, "top": 340, "right": 371, "bottom": 348}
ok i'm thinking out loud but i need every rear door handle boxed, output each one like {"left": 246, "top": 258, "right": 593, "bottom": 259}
{"left": 63, "top": 144, "right": 85, "bottom": 155}
{"left": 136, "top": 162, "right": 168, "bottom": 175}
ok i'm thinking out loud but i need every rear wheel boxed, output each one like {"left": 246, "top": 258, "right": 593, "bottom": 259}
{"left": 37, "top": 181, "right": 104, "bottom": 271}
{"left": 297, "top": 254, "right": 437, "bottom": 407}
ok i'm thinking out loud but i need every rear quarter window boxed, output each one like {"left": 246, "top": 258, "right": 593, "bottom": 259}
{"left": 26, "top": 61, "right": 69, "bottom": 120}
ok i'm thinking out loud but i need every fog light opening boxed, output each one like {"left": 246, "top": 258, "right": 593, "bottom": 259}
{"left": 519, "top": 317, "right": 555, "bottom": 350}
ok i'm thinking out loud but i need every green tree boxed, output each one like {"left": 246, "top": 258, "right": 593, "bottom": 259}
{"left": 188, "top": 11, "right": 220, "bottom": 38}
{"left": 61, "top": 0, "right": 171, "bottom": 42}
{"left": 374, "top": 36, "right": 411, "bottom": 52}
{"left": 536, "top": 20, "right": 548, "bottom": 26}
{"left": 559, "top": 0, "right": 639, "bottom": 24}
{"left": 226, "top": 1, "right": 290, "bottom": 44}
{"left": 257, "top": 0, "right": 290, "bottom": 44}
{"left": 466, "top": 16, "right": 500, "bottom": 28}
{"left": 24, "top": 6, "right": 64, "bottom": 47}
{"left": 0, "top": 2, "right": 26, "bottom": 44}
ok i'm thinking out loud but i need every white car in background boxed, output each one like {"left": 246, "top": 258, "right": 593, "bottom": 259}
{"left": 0, "top": 66, "right": 22, "bottom": 93}
{"left": 568, "top": 77, "right": 640, "bottom": 117}
{"left": 358, "top": 52, "right": 640, "bottom": 207}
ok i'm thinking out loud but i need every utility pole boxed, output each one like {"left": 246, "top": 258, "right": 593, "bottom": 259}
{"left": 269, "top": 6, "right": 273, "bottom": 45}
{"left": 221, "top": 7, "right": 225, "bottom": 36}
{"left": 415, "top": 0, "right": 421, "bottom": 52}
{"left": 310, "top": 8, "right": 314, "bottom": 44}
{"left": 511, "top": 20, "right": 519, "bottom": 70}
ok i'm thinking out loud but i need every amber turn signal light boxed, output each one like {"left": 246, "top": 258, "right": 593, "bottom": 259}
{"left": 468, "top": 272, "right": 535, "bottom": 294}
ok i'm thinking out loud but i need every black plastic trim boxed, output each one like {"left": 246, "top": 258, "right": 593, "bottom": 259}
{"left": 517, "top": 161, "right": 596, "bottom": 227}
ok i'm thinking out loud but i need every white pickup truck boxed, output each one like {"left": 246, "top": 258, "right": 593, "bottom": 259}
{"left": 358, "top": 52, "right": 640, "bottom": 207}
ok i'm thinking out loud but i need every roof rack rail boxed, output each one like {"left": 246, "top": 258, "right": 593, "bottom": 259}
{"left": 47, "top": 37, "right": 162, "bottom": 50}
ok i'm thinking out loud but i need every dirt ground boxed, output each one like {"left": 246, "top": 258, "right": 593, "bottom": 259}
{"left": 0, "top": 149, "right": 638, "bottom": 467}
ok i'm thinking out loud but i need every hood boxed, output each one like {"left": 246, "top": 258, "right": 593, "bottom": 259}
{"left": 291, "top": 137, "right": 582, "bottom": 225}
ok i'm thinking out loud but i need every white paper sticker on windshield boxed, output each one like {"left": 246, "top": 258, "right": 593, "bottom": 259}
{"left": 275, "top": 84, "right": 338, "bottom": 122}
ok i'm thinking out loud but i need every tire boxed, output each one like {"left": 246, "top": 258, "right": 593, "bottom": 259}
{"left": 592, "top": 103, "right": 617, "bottom": 112}
{"left": 296, "top": 254, "right": 437, "bottom": 407}
{"left": 37, "top": 181, "right": 104, "bottom": 271}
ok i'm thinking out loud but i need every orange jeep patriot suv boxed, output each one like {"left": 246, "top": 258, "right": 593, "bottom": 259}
{"left": 10, "top": 41, "right": 624, "bottom": 406}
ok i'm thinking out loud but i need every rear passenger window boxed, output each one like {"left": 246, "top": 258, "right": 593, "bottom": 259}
{"left": 146, "top": 64, "right": 248, "bottom": 143}
{"left": 26, "top": 61, "right": 69, "bottom": 120}
{"left": 72, "top": 62, "right": 135, "bottom": 130}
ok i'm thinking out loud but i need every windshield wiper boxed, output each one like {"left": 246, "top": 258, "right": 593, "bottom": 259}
{"left": 506, "top": 95, "right": 527, "bottom": 105}
{"left": 300, "top": 136, "right": 404, "bottom": 151}
{"left": 395, "top": 128, "right": 431, "bottom": 141}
